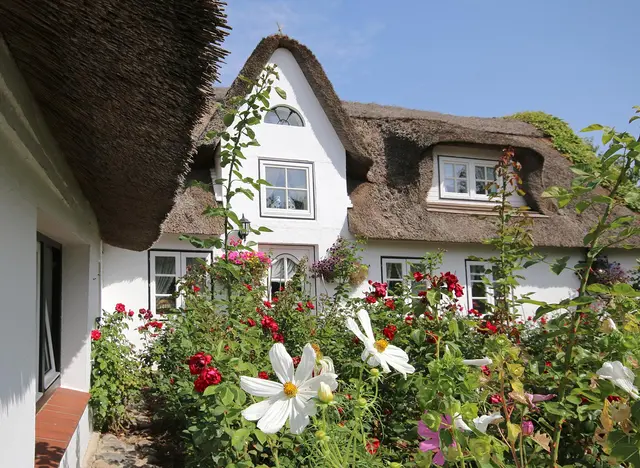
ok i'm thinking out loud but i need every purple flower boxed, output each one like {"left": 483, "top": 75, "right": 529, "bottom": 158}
{"left": 521, "top": 420, "right": 534, "bottom": 436}
{"left": 418, "top": 415, "right": 456, "bottom": 466}
{"left": 525, "top": 392, "right": 556, "bottom": 409}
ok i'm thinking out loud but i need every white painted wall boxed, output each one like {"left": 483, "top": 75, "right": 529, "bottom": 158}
{"left": 0, "top": 38, "right": 99, "bottom": 466}
{"left": 60, "top": 408, "right": 90, "bottom": 468}
{"left": 231, "top": 47, "right": 349, "bottom": 262}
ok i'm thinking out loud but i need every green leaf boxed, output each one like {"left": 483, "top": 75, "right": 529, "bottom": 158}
{"left": 575, "top": 200, "right": 591, "bottom": 214}
{"left": 586, "top": 283, "right": 610, "bottom": 295}
{"left": 410, "top": 329, "right": 424, "bottom": 346}
{"left": 507, "top": 422, "right": 521, "bottom": 443}
{"left": 630, "top": 115, "right": 640, "bottom": 123}
{"left": 275, "top": 87, "right": 287, "bottom": 99}
{"left": 550, "top": 256, "right": 571, "bottom": 275}
{"left": 231, "top": 427, "right": 251, "bottom": 451}
{"left": 612, "top": 283, "right": 640, "bottom": 297}
{"left": 221, "top": 387, "right": 235, "bottom": 406}
{"left": 581, "top": 123, "right": 604, "bottom": 132}
{"left": 257, "top": 226, "right": 273, "bottom": 233}
{"left": 223, "top": 112, "right": 235, "bottom": 127}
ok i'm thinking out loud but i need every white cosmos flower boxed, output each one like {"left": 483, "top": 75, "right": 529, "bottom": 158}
{"left": 240, "top": 343, "right": 338, "bottom": 434}
{"left": 600, "top": 317, "right": 617, "bottom": 334}
{"left": 473, "top": 412, "right": 504, "bottom": 433}
{"left": 346, "top": 309, "right": 415, "bottom": 378}
{"left": 462, "top": 358, "right": 493, "bottom": 367}
{"left": 453, "top": 413, "right": 471, "bottom": 431}
{"left": 596, "top": 361, "right": 639, "bottom": 399}
{"left": 310, "top": 344, "right": 335, "bottom": 375}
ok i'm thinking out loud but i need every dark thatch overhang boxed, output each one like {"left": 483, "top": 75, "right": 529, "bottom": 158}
{"left": 0, "top": 0, "right": 229, "bottom": 251}
{"left": 344, "top": 102, "right": 640, "bottom": 249}
{"left": 197, "top": 35, "right": 374, "bottom": 181}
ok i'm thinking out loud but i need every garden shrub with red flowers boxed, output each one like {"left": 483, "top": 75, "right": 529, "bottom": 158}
{"left": 94, "top": 69, "right": 640, "bottom": 468}
{"left": 90, "top": 304, "right": 145, "bottom": 432}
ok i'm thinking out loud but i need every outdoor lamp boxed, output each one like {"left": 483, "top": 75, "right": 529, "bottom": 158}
{"left": 239, "top": 214, "right": 251, "bottom": 240}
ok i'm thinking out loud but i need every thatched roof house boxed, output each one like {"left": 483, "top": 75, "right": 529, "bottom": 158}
{"left": 195, "top": 34, "right": 639, "bottom": 249}
{"left": 0, "top": 0, "right": 229, "bottom": 250}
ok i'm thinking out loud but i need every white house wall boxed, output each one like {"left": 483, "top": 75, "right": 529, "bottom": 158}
{"left": 233, "top": 48, "right": 350, "bottom": 260}
{"left": 0, "top": 38, "right": 99, "bottom": 466}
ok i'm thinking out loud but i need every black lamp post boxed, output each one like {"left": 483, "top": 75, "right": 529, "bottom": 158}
{"left": 238, "top": 214, "right": 251, "bottom": 241}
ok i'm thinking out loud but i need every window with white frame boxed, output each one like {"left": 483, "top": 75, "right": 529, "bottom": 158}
{"left": 269, "top": 254, "right": 300, "bottom": 298}
{"left": 37, "top": 234, "right": 62, "bottom": 395}
{"left": 260, "top": 160, "right": 314, "bottom": 219}
{"left": 438, "top": 156, "right": 498, "bottom": 200}
{"left": 150, "top": 251, "right": 211, "bottom": 312}
{"left": 466, "top": 261, "right": 493, "bottom": 314}
{"left": 265, "top": 106, "right": 304, "bottom": 127}
{"left": 381, "top": 257, "right": 424, "bottom": 295}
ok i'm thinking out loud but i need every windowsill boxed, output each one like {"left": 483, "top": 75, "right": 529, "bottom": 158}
{"left": 36, "top": 375, "right": 61, "bottom": 412}
{"left": 426, "top": 201, "right": 547, "bottom": 217}
{"left": 35, "top": 387, "right": 90, "bottom": 468}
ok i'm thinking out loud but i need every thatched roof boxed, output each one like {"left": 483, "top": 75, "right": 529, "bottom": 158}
{"left": 345, "top": 102, "right": 640, "bottom": 248}
{"left": 0, "top": 0, "right": 229, "bottom": 251}
{"left": 197, "top": 35, "right": 373, "bottom": 180}
{"left": 162, "top": 168, "right": 224, "bottom": 236}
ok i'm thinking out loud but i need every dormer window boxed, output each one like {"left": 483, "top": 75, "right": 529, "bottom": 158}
{"left": 438, "top": 156, "right": 497, "bottom": 201}
{"left": 265, "top": 106, "right": 304, "bottom": 126}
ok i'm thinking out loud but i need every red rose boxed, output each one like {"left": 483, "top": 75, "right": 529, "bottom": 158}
{"left": 261, "top": 315, "right": 279, "bottom": 332}
{"left": 384, "top": 298, "right": 395, "bottom": 310}
{"left": 404, "top": 315, "right": 413, "bottom": 324}
{"left": 258, "top": 371, "right": 269, "bottom": 380}
{"left": 365, "top": 295, "right": 377, "bottom": 304}
{"left": 489, "top": 394, "right": 503, "bottom": 404}
{"left": 426, "top": 331, "right": 438, "bottom": 344}
{"left": 481, "top": 365, "right": 491, "bottom": 376}
{"left": 128, "top": 310, "right": 134, "bottom": 317}
{"left": 306, "top": 300, "right": 315, "bottom": 310}
{"left": 296, "top": 302, "right": 304, "bottom": 312}
{"left": 292, "top": 356, "right": 301, "bottom": 367}
{"left": 540, "top": 317, "right": 547, "bottom": 325}
{"left": 244, "top": 283, "right": 253, "bottom": 291}
{"left": 370, "top": 281, "right": 387, "bottom": 298}
{"left": 194, "top": 367, "right": 222, "bottom": 393}
{"left": 115, "top": 303, "right": 126, "bottom": 313}
{"left": 193, "top": 285, "right": 200, "bottom": 293}
{"left": 352, "top": 336, "right": 360, "bottom": 345}
{"left": 366, "top": 438, "right": 380, "bottom": 455}
{"left": 169, "top": 378, "right": 175, "bottom": 385}
{"left": 382, "top": 324, "right": 397, "bottom": 341}
{"left": 263, "top": 300, "right": 272, "bottom": 309}
{"left": 246, "top": 318, "right": 256, "bottom": 327}
{"left": 188, "top": 352, "right": 213, "bottom": 375}
{"left": 272, "top": 332, "right": 285, "bottom": 343}
{"left": 91, "top": 329, "right": 101, "bottom": 341}
{"left": 607, "top": 395, "right": 621, "bottom": 402}
{"left": 413, "top": 271, "right": 425, "bottom": 282}
{"left": 139, "top": 308, "right": 153, "bottom": 320}
{"left": 545, "top": 361, "right": 552, "bottom": 368}
{"left": 468, "top": 308, "right": 482, "bottom": 317}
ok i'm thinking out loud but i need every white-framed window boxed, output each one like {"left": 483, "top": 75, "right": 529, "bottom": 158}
{"left": 265, "top": 106, "right": 305, "bottom": 127}
{"left": 37, "top": 234, "right": 62, "bottom": 395}
{"left": 381, "top": 257, "right": 423, "bottom": 295}
{"left": 269, "top": 254, "right": 300, "bottom": 298}
{"left": 259, "top": 160, "right": 314, "bottom": 219}
{"left": 438, "top": 156, "right": 497, "bottom": 201}
{"left": 465, "top": 261, "right": 493, "bottom": 314}
{"left": 150, "top": 251, "right": 211, "bottom": 312}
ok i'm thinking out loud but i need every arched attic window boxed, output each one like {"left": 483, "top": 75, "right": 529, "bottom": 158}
{"left": 265, "top": 106, "right": 304, "bottom": 126}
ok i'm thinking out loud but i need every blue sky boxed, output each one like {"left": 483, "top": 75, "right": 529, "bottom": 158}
{"left": 220, "top": 0, "right": 639, "bottom": 134}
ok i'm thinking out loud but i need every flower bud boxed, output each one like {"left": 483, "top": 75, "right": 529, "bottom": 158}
{"left": 521, "top": 420, "right": 534, "bottom": 436}
{"left": 389, "top": 463, "right": 403, "bottom": 468}
{"left": 370, "top": 368, "right": 380, "bottom": 377}
{"left": 315, "top": 430, "right": 326, "bottom": 441}
{"left": 601, "top": 317, "right": 617, "bottom": 334}
{"left": 357, "top": 397, "right": 367, "bottom": 408}
{"left": 317, "top": 382, "right": 334, "bottom": 403}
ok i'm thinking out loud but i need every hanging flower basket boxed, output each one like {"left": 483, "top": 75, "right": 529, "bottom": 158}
{"left": 349, "top": 263, "right": 369, "bottom": 286}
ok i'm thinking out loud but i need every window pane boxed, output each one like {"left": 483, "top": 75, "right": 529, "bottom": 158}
{"left": 444, "top": 163, "right": 454, "bottom": 178}
{"left": 275, "top": 107, "right": 291, "bottom": 122}
{"left": 271, "top": 258, "right": 285, "bottom": 280}
{"left": 186, "top": 256, "right": 207, "bottom": 273}
{"left": 476, "top": 181, "right": 487, "bottom": 194}
{"left": 457, "top": 180, "right": 467, "bottom": 193}
{"left": 475, "top": 166, "right": 485, "bottom": 180}
{"left": 455, "top": 164, "right": 467, "bottom": 178}
{"left": 285, "top": 257, "right": 298, "bottom": 279}
{"left": 156, "top": 296, "right": 176, "bottom": 312}
{"left": 472, "top": 299, "right": 488, "bottom": 314}
{"left": 388, "top": 280, "right": 403, "bottom": 295}
{"left": 444, "top": 179, "right": 455, "bottom": 193}
{"left": 266, "top": 188, "right": 286, "bottom": 209}
{"left": 156, "top": 276, "right": 176, "bottom": 295}
{"left": 385, "top": 262, "right": 403, "bottom": 280}
{"left": 287, "top": 169, "right": 307, "bottom": 189}
{"left": 288, "top": 112, "right": 303, "bottom": 127}
{"left": 155, "top": 256, "right": 176, "bottom": 275}
{"left": 265, "top": 167, "right": 286, "bottom": 187}
{"left": 486, "top": 167, "right": 496, "bottom": 181}
{"left": 287, "top": 190, "right": 308, "bottom": 210}
{"left": 470, "top": 265, "right": 486, "bottom": 274}
{"left": 471, "top": 282, "right": 487, "bottom": 298}
{"left": 265, "top": 110, "right": 279, "bottom": 124}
